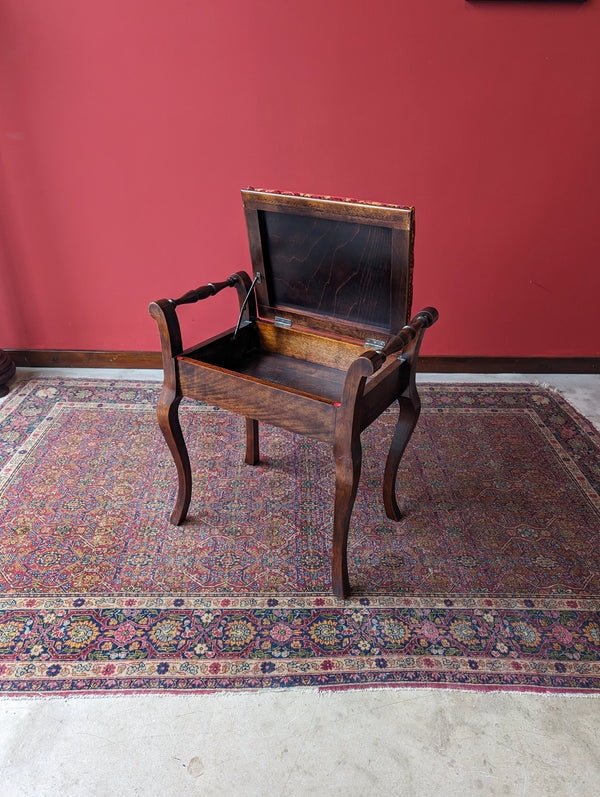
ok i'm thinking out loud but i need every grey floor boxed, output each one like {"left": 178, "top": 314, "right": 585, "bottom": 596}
{"left": 1, "top": 370, "right": 599, "bottom": 796}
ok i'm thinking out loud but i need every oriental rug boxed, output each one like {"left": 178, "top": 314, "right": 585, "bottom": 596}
{"left": 0, "top": 378, "right": 599, "bottom": 695}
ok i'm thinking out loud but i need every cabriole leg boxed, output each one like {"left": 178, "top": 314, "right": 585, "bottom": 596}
{"left": 383, "top": 395, "right": 420, "bottom": 521}
{"left": 157, "top": 387, "right": 191, "bottom": 525}
{"left": 332, "top": 437, "right": 362, "bottom": 599}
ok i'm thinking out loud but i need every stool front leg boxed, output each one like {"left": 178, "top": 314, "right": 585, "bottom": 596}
{"left": 157, "top": 387, "right": 192, "bottom": 525}
{"left": 331, "top": 353, "right": 381, "bottom": 598}
{"left": 332, "top": 436, "right": 363, "bottom": 599}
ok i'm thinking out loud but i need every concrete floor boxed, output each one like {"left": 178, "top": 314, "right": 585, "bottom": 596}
{"left": 1, "top": 370, "right": 599, "bottom": 796}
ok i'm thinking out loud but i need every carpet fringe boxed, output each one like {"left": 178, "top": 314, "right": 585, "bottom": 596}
{"left": 2, "top": 686, "right": 600, "bottom": 703}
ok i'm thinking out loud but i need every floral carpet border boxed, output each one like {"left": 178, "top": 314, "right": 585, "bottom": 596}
{"left": 2, "top": 593, "right": 600, "bottom": 695}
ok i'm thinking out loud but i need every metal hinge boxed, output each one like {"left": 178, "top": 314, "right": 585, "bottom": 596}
{"left": 365, "top": 337, "right": 386, "bottom": 351}
{"left": 274, "top": 316, "right": 292, "bottom": 328}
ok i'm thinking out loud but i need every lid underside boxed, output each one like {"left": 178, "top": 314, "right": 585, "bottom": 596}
{"left": 242, "top": 190, "right": 414, "bottom": 341}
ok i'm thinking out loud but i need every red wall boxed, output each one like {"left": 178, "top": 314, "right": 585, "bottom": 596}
{"left": 1, "top": 0, "right": 599, "bottom": 357}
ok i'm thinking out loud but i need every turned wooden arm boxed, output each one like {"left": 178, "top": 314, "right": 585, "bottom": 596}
{"left": 169, "top": 277, "right": 239, "bottom": 307}
{"left": 168, "top": 272, "right": 256, "bottom": 321}
{"left": 380, "top": 307, "right": 439, "bottom": 361}
{"left": 356, "top": 306, "right": 438, "bottom": 375}
{"left": 149, "top": 271, "right": 255, "bottom": 361}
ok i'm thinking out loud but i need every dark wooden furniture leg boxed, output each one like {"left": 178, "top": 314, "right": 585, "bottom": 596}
{"left": 331, "top": 354, "right": 379, "bottom": 598}
{"left": 157, "top": 387, "right": 191, "bottom": 525}
{"left": 245, "top": 418, "right": 260, "bottom": 465}
{"left": 332, "top": 435, "right": 363, "bottom": 599}
{"left": 383, "top": 394, "right": 420, "bottom": 521}
{"left": 379, "top": 310, "right": 437, "bottom": 521}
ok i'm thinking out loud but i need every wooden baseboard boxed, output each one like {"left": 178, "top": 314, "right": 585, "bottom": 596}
{"left": 7, "top": 350, "right": 600, "bottom": 374}
{"left": 9, "top": 350, "right": 163, "bottom": 369}
{"left": 419, "top": 357, "right": 599, "bottom": 374}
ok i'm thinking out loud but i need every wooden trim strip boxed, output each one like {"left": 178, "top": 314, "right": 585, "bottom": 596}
{"left": 419, "top": 357, "right": 600, "bottom": 374}
{"left": 6, "top": 350, "right": 600, "bottom": 374}
{"left": 8, "top": 350, "right": 163, "bottom": 369}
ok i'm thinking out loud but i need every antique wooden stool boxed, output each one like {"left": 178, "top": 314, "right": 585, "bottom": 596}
{"left": 150, "top": 189, "right": 438, "bottom": 598}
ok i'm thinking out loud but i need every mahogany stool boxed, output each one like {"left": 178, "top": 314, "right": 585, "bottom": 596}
{"left": 150, "top": 190, "right": 438, "bottom": 598}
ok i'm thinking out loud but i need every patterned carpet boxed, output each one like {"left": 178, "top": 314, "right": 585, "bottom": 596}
{"left": 1, "top": 378, "right": 599, "bottom": 694}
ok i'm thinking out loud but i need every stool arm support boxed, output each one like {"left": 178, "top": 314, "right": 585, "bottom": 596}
{"left": 380, "top": 307, "right": 439, "bottom": 362}
{"left": 149, "top": 271, "right": 255, "bottom": 365}
{"left": 358, "top": 306, "right": 439, "bottom": 373}
{"left": 168, "top": 277, "right": 238, "bottom": 307}
{"left": 149, "top": 299, "right": 183, "bottom": 364}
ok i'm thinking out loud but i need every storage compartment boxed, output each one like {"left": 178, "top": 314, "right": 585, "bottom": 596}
{"left": 182, "top": 320, "right": 363, "bottom": 404}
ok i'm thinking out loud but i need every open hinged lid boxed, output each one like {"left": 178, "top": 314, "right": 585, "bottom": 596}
{"left": 242, "top": 189, "right": 415, "bottom": 344}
